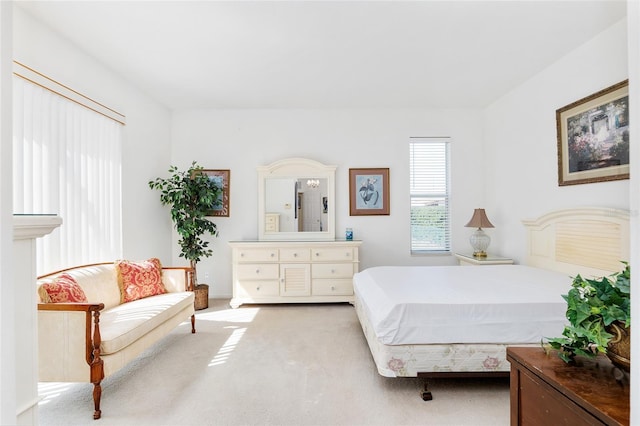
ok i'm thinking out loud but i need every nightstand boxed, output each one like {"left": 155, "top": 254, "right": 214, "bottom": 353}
{"left": 454, "top": 252, "right": 513, "bottom": 266}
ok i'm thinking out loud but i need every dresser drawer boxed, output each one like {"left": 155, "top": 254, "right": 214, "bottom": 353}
{"left": 280, "top": 248, "right": 311, "bottom": 262}
{"left": 236, "top": 248, "right": 278, "bottom": 262}
{"left": 265, "top": 214, "right": 280, "bottom": 232}
{"left": 265, "top": 223, "right": 277, "bottom": 232}
{"left": 236, "top": 280, "right": 280, "bottom": 297}
{"left": 265, "top": 215, "right": 277, "bottom": 225}
{"left": 311, "top": 263, "right": 354, "bottom": 279}
{"left": 236, "top": 264, "right": 279, "bottom": 280}
{"left": 311, "top": 248, "right": 354, "bottom": 262}
{"left": 312, "top": 279, "right": 353, "bottom": 296}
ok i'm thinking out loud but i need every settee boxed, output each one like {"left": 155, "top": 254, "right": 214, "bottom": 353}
{"left": 36, "top": 259, "right": 196, "bottom": 420}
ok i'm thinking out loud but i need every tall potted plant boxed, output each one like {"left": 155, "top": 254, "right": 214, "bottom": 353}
{"left": 148, "top": 161, "right": 222, "bottom": 309}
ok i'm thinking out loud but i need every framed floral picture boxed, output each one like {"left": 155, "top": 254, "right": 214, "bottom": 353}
{"left": 349, "top": 168, "right": 390, "bottom": 216}
{"left": 201, "top": 169, "right": 230, "bottom": 217}
{"left": 556, "top": 80, "right": 629, "bottom": 186}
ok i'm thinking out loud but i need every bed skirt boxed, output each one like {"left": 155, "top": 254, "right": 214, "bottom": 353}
{"left": 354, "top": 295, "right": 537, "bottom": 377}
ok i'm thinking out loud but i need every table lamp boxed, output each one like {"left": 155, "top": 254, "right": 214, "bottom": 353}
{"left": 465, "top": 208, "right": 494, "bottom": 257}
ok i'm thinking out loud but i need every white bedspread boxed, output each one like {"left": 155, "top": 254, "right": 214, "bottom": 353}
{"left": 353, "top": 265, "right": 570, "bottom": 345}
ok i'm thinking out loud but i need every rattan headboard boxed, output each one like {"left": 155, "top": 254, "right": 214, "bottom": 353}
{"left": 522, "top": 207, "right": 629, "bottom": 278}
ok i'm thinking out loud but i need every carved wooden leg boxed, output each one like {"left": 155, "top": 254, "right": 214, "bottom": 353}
{"left": 89, "top": 309, "right": 105, "bottom": 419}
{"left": 191, "top": 314, "right": 196, "bottom": 333}
{"left": 93, "top": 382, "right": 102, "bottom": 419}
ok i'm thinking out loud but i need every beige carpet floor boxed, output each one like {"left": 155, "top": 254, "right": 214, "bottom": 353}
{"left": 38, "top": 299, "right": 509, "bottom": 425}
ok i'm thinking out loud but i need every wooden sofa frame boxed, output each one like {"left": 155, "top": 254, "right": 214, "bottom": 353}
{"left": 37, "top": 264, "right": 196, "bottom": 420}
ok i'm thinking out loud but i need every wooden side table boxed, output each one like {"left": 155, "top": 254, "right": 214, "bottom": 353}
{"left": 454, "top": 252, "right": 513, "bottom": 266}
{"left": 506, "top": 346, "right": 629, "bottom": 426}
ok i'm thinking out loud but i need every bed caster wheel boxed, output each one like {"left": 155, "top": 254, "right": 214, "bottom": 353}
{"left": 421, "top": 390, "right": 433, "bottom": 401}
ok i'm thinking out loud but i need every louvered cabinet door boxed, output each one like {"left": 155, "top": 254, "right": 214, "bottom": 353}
{"left": 279, "top": 263, "right": 311, "bottom": 296}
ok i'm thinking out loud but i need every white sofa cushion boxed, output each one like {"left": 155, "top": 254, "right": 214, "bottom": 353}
{"left": 99, "top": 291, "right": 194, "bottom": 355}
{"left": 55, "top": 264, "right": 122, "bottom": 310}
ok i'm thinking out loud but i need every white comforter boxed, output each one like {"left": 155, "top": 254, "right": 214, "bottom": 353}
{"left": 353, "top": 265, "right": 571, "bottom": 345}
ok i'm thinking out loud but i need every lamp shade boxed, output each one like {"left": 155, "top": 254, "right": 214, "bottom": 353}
{"left": 465, "top": 208, "right": 494, "bottom": 229}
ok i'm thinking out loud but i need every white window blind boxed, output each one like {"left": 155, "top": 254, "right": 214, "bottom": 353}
{"left": 409, "top": 137, "right": 451, "bottom": 253}
{"left": 13, "top": 75, "right": 123, "bottom": 274}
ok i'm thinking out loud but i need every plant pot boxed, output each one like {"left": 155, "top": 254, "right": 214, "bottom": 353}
{"left": 606, "top": 321, "right": 630, "bottom": 372}
{"left": 194, "top": 284, "right": 209, "bottom": 311}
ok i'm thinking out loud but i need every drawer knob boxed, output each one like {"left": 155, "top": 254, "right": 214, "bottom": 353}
{"left": 270, "top": 253, "right": 275, "bottom": 257}
{"left": 240, "top": 253, "right": 245, "bottom": 257}
{"left": 256, "top": 286, "right": 260, "bottom": 291}
{"left": 331, "top": 269, "right": 335, "bottom": 274}
{"left": 255, "top": 269, "right": 260, "bottom": 274}
{"left": 315, "top": 252, "right": 320, "bottom": 257}
{"left": 294, "top": 253, "right": 298, "bottom": 257}
{"left": 331, "top": 286, "right": 336, "bottom": 291}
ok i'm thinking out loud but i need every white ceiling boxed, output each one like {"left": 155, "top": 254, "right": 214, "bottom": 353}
{"left": 16, "top": 1, "right": 627, "bottom": 110}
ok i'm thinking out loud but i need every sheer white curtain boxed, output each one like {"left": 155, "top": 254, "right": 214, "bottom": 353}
{"left": 13, "top": 76, "right": 123, "bottom": 274}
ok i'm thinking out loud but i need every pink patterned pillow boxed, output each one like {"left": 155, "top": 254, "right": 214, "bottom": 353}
{"left": 116, "top": 258, "right": 166, "bottom": 303}
{"left": 38, "top": 273, "right": 88, "bottom": 303}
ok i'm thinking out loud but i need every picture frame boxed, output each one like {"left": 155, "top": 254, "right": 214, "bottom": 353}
{"left": 201, "top": 169, "right": 230, "bottom": 217}
{"left": 556, "top": 80, "right": 629, "bottom": 186}
{"left": 349, "top": 168, "right": 390, "bottom": 216}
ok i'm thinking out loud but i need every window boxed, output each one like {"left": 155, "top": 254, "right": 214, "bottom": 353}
{"left": 13, "top": 70, "right": 124, "bottom": 274}
{"left": 409, "top": 137, "right": 450, "bottom": 254}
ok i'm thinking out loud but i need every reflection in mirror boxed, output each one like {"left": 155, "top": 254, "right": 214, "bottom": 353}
{"left": 265, "top": 178, "right": 328, "bottom": 232}
{"left": 258, "top": 158, "right": 336, "bottom": 241}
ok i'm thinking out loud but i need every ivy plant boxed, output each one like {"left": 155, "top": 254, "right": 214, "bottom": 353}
{"left": 546, "top": 262, "right": 630, "bottom": 363}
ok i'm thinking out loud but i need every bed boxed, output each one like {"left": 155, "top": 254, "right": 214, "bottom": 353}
{"left": 353, "top": 207, "right": 629, "bottom": 398}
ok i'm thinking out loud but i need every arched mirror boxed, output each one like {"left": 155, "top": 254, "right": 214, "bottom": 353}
{"left": 258, "top": 158, "right": 336, "bottom": 241}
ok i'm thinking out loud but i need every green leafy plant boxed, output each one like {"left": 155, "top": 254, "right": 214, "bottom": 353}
{"left": 546, "top": 262, "right": 630, "bottom": 363}
{"left": 148, "top": 161, "right": 222, "bottom": 286}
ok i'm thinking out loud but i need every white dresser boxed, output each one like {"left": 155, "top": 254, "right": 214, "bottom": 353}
{"left": 264, "top": 213, "right": 280, "bottom": 232}
{"left": 229, "top": 240, "right": 361, "bottom": 308}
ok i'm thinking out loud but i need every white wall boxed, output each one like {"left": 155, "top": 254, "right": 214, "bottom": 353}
{"left": 0, "top": 2, "right": 16, "bottom": 423}
{"left": 484, "top": 19, "right": 629, "bottom": 263}
{"left": 265, "top": 178, "right": 297, "bottom": 232}
{"left": 12, "top": 6, "right": 174, "bottom": 264}
{"left": 171, "top": 109, "right": 485, "bottom": 297}
{"left": 626, "top": 0, "right": 639, "bottom": 422}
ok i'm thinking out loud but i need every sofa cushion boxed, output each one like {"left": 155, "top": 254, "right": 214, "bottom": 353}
{"left": 116, "top": 258, "right": 167, "bottom": 303}
{"left": 98, "top": 291, "right": 194, "bottom": 355}
{"left": 38, "top": 273, "right": 88, "bottom": 303}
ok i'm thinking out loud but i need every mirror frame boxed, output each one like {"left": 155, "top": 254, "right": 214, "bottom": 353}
{"left": 258, "top": 158, "right": 336, "bottom": 241}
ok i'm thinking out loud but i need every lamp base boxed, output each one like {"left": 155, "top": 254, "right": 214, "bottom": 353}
{"left": 469, "top": 228, "right": 491, "bottom": 258}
